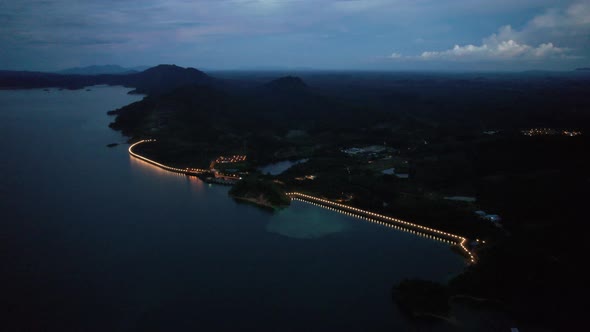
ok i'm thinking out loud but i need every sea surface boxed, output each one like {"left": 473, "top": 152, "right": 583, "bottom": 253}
{"left": 0, "top": 86, "right": 465, "bottom": 331}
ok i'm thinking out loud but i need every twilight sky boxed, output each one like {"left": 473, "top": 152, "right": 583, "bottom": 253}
{"left": 1, "top": 0, "right": 589, "bottom": 71}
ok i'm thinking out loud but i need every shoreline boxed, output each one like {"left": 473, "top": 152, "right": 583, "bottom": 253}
{"left": 229, "top": 194, "right": 287, "bottom": 211}
{"left": 128, "top": 139, "right": 477, "bottom": 263}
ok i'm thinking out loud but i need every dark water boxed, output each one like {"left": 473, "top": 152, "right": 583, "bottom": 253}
{"left": 0, "top": 87, "right": 464, "bottom": 331}
{"left": 258, "top": 159, "right": 308, "bottom": 175}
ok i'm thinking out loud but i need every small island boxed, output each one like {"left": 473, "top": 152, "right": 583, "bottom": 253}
{"left": 229, "top": 177, "right": 291, "bottom": 210}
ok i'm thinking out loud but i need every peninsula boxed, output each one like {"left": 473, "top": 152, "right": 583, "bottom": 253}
{"left": 229, "top": 177, "right": 291, "bottom": 210}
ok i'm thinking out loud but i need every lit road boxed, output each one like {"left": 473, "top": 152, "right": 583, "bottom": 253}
{"left": 128, "top": 139, "right": 207, "bottom": 175}
{"left": 129, "top": 139, "right": 477, "bottom": 264}
{"left": 287, "top": 192, "right": 476, "bottom": 263}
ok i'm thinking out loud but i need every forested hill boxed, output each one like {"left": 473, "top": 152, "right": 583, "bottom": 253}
{"left": 105, "top": 75, "right": 358, "bottom": 146}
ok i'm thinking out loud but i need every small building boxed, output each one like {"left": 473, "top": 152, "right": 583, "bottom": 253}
{"left": 474, "top": 210, "right": 502, "bottom": 223}
{"left": 484, "top": 214, "right": 502, "bottom": 223}
{"left": 294, "top": 174, "right": 317, "bottom": 181}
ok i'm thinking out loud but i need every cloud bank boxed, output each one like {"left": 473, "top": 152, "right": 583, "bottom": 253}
{"left": 416, "top": 39, "right": 567, "bottom": 61}
{"left": 390, "top": 1, "right": 588, "bottom": 63}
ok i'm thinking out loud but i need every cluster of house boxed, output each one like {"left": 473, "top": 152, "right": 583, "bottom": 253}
{"left": 214, "top": 155, "right": 247, "bottom": 164}
{"left": 562, "top": 130, "right": 582, "bottom": 137}
{"left": 521, "top": 128, "right": 582, "bottom": 137}
{"left": 294, "top": 174, "right": 317, "bottom": 181}
{"left": 210, "top": 154, "right": 247, "bottom": 170}
{"left": 438, "top": 196, "right": 503, "bottom": 226}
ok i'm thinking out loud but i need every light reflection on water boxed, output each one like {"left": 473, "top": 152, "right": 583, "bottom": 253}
{"left": 128, "top": 147, "right": 460, "bottom": 251}
{"left": 129, "top": 154, "right": 185, "bottom": 178}
{"left": 129, "top": 154, "right": 206, "bottom": 193}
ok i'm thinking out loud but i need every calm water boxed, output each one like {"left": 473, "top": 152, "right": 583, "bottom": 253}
{"left": 258, "top": 158, "right": 308, "bottom": 175}
{"left": 0, "top": 87, "right": 464, "bottom": 331}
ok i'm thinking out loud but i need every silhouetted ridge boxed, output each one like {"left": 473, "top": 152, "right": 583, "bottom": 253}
{"left": 0, "top": 64, "right": 213, "bottom": 94}
{"left": 129, "top": 64, "right": 212, "bottom": 94}
{"left": 139, "top": 64, "right": 207, "bottom": 77}
{"left": 263, "top": 76, "right": 309, "bottom": 93}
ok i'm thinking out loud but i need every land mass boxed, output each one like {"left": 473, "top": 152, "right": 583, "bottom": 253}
{"left": 0, "top": 64, "right": 213, "bottom": 95}
{"left": 393, "top": 279, "right": 451, "bottom": 319}
{"left": 112, "top": 67, "right": 588, "bottom": 330}
{"left": 229, "top": 177, "right": 291, "bottom": 210}
{"left": 4, "top": 64, "right": 589, "bottom": 329}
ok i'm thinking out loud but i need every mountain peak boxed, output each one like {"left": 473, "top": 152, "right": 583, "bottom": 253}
{"left": 131, "top": 64, "right": 212, "bottom": 94}
{"left": 142, "top": 64, "right": 205, "bottom": 75}
{"left": 143, "top": 64, "right": 180, "bottom": 71}
{"left": 264, "top": 76, "right": 309, "bottom": 93}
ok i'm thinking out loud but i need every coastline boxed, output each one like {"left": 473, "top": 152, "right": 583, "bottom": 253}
{"left": 128, "top": 139, "right": 476, "bottom": 263}
{"left": 229, "top": 194, "right": 287, "bottom": 211}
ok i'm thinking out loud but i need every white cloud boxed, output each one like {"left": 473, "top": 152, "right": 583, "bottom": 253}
{"left": 531, "top": 2, "right": 590, "bottom": 29}
{"left": 391, "top": 1, "right": 588, "bottom": 62}
{"left": 533, "top": 42, "right": 565, "bottom": 57}
{"left": 411, "top": 39, "right": 567, "bottom": 61}
{"left": 566, "top": 2, "right": 590, "bottom": 25}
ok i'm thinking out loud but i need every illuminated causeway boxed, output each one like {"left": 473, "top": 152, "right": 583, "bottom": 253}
{"left": 129, "top": 139, "right": 476, "bottom": 264}
{"left": 128, "top": 139, "right": 208, "bottom": 175}
{"left": 129, "top": 140, "right": 240, "bottom": 181}
{"left": 288, "top": 193, "right": 475, "bottom": 264}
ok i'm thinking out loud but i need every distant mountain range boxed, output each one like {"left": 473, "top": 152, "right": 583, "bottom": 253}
{"left": 0, "top": 64, "right": 212, "bottom": 95}
{"left": 57, "top": 65, "right": 150, "bottom": 75}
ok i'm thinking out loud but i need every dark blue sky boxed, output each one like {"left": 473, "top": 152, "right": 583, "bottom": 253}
{"left": 1, "top": 0, "right": 588, "bottom": 71}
